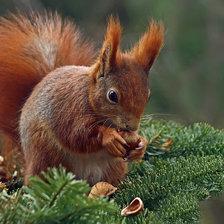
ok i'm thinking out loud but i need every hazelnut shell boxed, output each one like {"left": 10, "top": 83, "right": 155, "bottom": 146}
{"left": 121, "top": 197, "right": 144, "bottom": 216}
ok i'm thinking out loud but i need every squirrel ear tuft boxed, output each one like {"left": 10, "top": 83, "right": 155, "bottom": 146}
{"left": 132, "top": 21, "right": 164, "bottom": 73}
{"left": 94, "top": 16, "right": 121, "bottom": 79}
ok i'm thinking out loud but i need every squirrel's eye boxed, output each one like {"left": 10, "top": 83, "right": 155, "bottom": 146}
{"left": 107, "top": 90, "right": 118, "bottom": 103}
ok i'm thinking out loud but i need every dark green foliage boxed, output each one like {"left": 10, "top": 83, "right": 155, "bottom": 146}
{"left": 113, "top": 120, "right": 224, "bottom": 223}
{"left": 0, "top": 120, "right": 223, "bottom": 223}
{"left": 0, "top": 166, "right": 117, "bottom": 224}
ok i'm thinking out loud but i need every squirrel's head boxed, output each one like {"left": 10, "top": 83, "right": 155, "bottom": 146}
{"left": 89, "top": 16, "right": 164, "bottom": 131}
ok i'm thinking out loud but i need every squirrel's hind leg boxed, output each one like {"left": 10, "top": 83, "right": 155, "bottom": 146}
{"left": 23, "top": 143, "right": 67, "bottom": 185}
{"left": 21, "top": 124, "right": 70, "bottom": 185}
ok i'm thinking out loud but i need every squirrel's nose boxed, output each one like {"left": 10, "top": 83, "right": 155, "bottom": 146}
{"left": 123, "top": 115, "right": 140, "bottom": 131}
{"left": 125, "top": 124, "right": 130, "bottom": 130}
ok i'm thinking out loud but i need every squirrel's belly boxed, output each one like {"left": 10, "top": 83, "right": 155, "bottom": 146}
{"left": 67, "top": 150, "right": 120, "bottom": 186}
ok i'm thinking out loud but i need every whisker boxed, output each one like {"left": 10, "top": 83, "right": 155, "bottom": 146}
{"left": 141, "top": 113, "right": 185, "bottom": 124}
{"left": 88, "top": 118, "right": 110, "bottom": 133}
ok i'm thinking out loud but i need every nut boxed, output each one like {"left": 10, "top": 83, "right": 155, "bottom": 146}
{"left": 118, "top": 131, "right": 140, "bottom": 151}
{"left": 88, "top": 181, "right": 117, "bottom": 199}
{"left": 121, "top": 197, "right": 144, "bottom": 216}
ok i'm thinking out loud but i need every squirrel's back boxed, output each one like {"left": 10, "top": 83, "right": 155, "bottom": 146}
{"left": 0, "top": 12, "right": 95, "bottom": 142}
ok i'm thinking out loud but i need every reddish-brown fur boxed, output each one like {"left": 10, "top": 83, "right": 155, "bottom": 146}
{"left": 0, "top": 12, "right": 164, "bottom": 186}
{"left": 0, "top": 12, "right": 95, "bottom": 142}
{"left": 132, "top": 20, "right": 164, "bottom": 72}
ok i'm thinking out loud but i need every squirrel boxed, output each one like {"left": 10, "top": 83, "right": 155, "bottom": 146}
{"left": 0, "top": 12, "right": 164, "bottom": 186}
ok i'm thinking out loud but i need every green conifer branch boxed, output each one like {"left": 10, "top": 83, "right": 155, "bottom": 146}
{"left": 0, "top": 120, "right": 223, "bottom": 223}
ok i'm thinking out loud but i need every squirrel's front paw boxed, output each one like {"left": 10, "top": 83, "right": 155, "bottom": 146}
{"left": 125, "top": 136, "right": 148, "bottom": 162}
{"left": 101, "top": 128, "right": 127, "bottom": 157}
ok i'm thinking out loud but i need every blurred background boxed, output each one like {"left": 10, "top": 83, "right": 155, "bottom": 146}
{"left": 0, "top": 0, "right": 223, "bottom": 129}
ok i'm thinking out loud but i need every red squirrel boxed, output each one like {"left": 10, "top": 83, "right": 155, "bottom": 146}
{"left": 0, "top": 12, "right": 164, "bottom": 185}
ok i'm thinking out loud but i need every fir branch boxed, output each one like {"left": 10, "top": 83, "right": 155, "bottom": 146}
{"left": 48, "top": 178, "right": 70, "bottom": 207}
{"left": 0, "top": 120, "right": 224, "bottom": 223}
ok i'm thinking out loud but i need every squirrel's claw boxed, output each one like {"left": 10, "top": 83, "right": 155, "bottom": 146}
{"left": 126, "top": 137, "right": 147, "bottom": 162}
{"left": 135, "top": 140, "right": 144, "bottom": 150}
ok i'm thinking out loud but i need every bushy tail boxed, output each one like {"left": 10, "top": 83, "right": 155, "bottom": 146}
{"left": 0, "top": 12, "right": 95, "bottom": 143}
